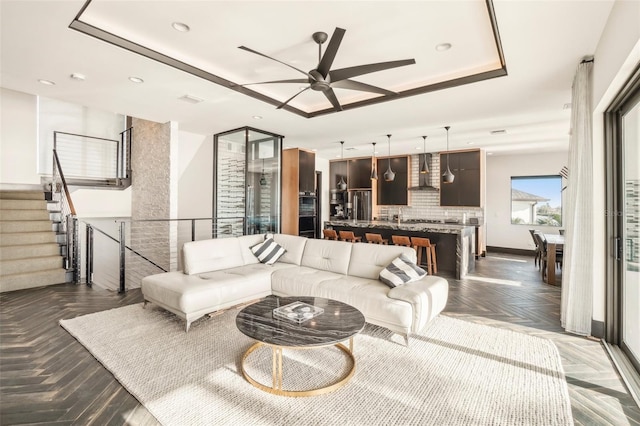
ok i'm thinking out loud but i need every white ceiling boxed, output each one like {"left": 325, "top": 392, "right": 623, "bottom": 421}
{"left": 0, "top": 0, "right": 614, "bottom": 159}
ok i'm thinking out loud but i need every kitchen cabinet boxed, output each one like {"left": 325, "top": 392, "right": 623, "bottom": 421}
{"left": 347, "top": 158, "right": 372, "bottom": 189}
{"left": 329, "top": 160, "right": 348, "bottom": 190}
{"left": 377, "top": 156, "right": 409, "bottom": 205}
{"left": 440, "top": 150, "right": 481, "bottom": 207}
{"left": 282, "top": 148, "right": 317, "bottom": 237}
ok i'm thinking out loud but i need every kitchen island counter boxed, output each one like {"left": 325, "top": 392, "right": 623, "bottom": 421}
{"left": 325, "top": 220, "right": 475, "bottom": 279}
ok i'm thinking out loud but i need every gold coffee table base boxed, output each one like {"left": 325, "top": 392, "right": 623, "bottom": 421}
{"left": 241, "top": 337, "right": 356, "bottom": 397}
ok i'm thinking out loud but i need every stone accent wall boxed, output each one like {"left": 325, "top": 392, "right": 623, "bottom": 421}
{"left": 128, "top": 118, "right": 178, "bottom": 284}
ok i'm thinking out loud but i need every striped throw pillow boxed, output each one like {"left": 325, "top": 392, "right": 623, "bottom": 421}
{"left": 379, "top": 254, "right": 427, "bottom": 288}
{"left": 251, "top": 238, "right": 286, "bottom": 265}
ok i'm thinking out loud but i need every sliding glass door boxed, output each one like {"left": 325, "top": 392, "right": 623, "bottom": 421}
{"left": 606, "top": 65, "right": 640, "bottom": 374}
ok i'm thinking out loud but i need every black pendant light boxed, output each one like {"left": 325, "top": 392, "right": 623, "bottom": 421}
{"left": 442, "top": 126, "right": 455, "bottom": 184}
{"left": 383, "top": 134, "right": 395, "bottom": 182}
{"left": 337, "top": 141, "right": 347, "bottom": 190}
{"left": 370, "top": 142, "right": 378, "bottom": 180}
{"left": 420, "top": 135, "right": 429, "bottom": 174}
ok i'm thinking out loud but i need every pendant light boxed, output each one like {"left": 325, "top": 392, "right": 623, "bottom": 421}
{"left": 370, "top": 142, "right": 378, "bottom": 180}
{"left": 442, "top": 126, "right": 455, "bottom": 184}
{"left": 337, "top": 141, "right": 347, "bottom": 190}
{"left": 420, "top": 135, "right": 429, "bottom": 174}
{"left": 383, "top": 134, "right": 395, "bottom": 182}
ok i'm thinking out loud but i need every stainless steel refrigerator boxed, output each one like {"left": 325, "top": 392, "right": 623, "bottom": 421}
{"left": 348, "top": 190, "right": 371, "bottom": 221}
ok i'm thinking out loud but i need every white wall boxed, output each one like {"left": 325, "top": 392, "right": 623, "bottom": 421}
{"left": 591, "top": 0, "right": 640, "bottom": 324}
{"left": 72, "top": 187, "right": 131, "bottom": 217}
{"left": 485, "top": 152, "right": 568, "bottom": 250}
{"left": 0, "top": 88, "right": 39, "bottom": 185}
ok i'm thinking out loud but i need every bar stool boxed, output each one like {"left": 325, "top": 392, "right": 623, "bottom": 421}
{"left": 411, "top": 237, "right": 438, "bottom": 275}
{"left": 391, "top": 235, "right": 412, "bottom": 247}
{"left": 323, "top": 229, "right": 338, "bottom": 240}
{"left": 365, "top": 233, "right": 388, "bottom": 245}
{"left": 339, "top": 230, "right": 362, "bottom": 243}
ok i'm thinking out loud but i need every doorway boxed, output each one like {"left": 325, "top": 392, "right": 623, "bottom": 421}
{"left": 605, "top": 64, "right": 640, "bottom": 382}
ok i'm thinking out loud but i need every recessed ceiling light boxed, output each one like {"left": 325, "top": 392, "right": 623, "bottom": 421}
{"left": 252, "top": 115, "right": 263, "bottom": 120}
{"left": 70, "top": 73, "right": 85, "bottom": 81}
{"left": 38, "top": 79, "right": 55, "bottom": 86}
{"left": 171, "top": 22, "right": 190, "bottom": 32}
{"left": 128, "top": 76, "right": 144, "bottom": 83}
{"left": 415, "top": 147, "right": 422, "bottom": 150}
{"left": 487, "top": 152, "right": 494, "bottom": 155}
{"left": 335, "top": 155, "right": 341, "bottom": 158}
{"left": 312, "top": 148, "right": 317, "bottom": 152}
{"left": 299, "top": 86, "right": 307, "bottom": 90}
{"left": 467, "top": 141, "right": 474, "bottom": 145}
{"left": 179, "top": 94, "right": 203, "bottom": 104}
{"left": 490, "top": 129, "right": 506, "bottom": 135}
{"left": 435, "top": 43, "right": 452, "bottom": 52}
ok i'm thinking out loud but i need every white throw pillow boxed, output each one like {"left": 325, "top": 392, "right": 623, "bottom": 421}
{"left": 251, "top": 238, "right": 285, "bottom": 265}
{"left": 379, "top": 254, "right": 426, "bottom": 288}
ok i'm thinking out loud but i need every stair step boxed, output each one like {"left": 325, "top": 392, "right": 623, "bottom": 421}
{"left": 0, "top": 255, "right": 63, "bottom": 275}
{"left": 0, "top": 231, "right": 57, "bottom": 246}
{"left": 0, "top": 221, "right": 55, "bottom": 233}
{"left": 0, "top": 209, "right": 51, "bottom": 221}
{"left": 0, "top": 243, "right": 61, "bottom": 260}
{"left": 0, "top": 199, "right": 47, "bottom": 210}
{"left": 0, "top": 191, "right": 44, "bottom": 200}
{"left": 0, "top": 268, "right": 68, "bottom": 293}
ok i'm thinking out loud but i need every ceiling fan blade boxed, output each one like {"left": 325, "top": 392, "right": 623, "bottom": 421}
{"left": 232, "top": 78, "right": 309, "bottom": 88}
{"left": 331, "top": 79, "right": 396, "bottom": 96}
{"left": 323, "top": 88, "right": 343, "bottom": 112}
{"left": 317, "top": 27, "right": 346, "bottom": 78}
{"left": 239, "top": 46, "right": 315, "bottom": 80}
{"left": 276, "top": 87, "right": 310, "bottom": 109}
{"left": 330, "top": 59, "right": 416, "bottom": 83}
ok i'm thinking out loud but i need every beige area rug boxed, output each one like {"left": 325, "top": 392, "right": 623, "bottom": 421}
{"left": 60, "top": 304, "right": 573, "bottom": 426}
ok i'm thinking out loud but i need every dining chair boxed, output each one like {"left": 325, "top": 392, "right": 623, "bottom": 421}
{"left": 529, "top": 229, "right": 542, "bottom": 268}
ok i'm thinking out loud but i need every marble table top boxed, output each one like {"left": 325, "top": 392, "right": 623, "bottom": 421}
{"left": 236, "top": 296, "right": 365, "bottom": 347}
{"left": 325, "top": 219, "right": 476, "bottom": 235}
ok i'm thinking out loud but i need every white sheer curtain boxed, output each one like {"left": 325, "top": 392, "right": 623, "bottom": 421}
{"left": 561, "top": 61, "right": 594, "bottom": 335}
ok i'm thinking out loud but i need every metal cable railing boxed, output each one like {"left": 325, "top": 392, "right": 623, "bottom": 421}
{"left": 52, "top": 149, "right": 79, "bottom": 281}
{"left": 83, "top": 217, "right": 247, "bottom": 293}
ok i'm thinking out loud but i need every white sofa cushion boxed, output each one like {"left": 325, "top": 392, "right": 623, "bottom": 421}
{"left": 237, "top": 234, "right": 264, "bottom": 265}
{"left": 271, "top": 266, "right": 344, "bottom": 296}
{"left": 301, "top": 239, "right": 352, "bottom": 275}
{"left": 307, "top": 275, "right": 414, "bottom": 332}
{"left": 348, "top": 243, "right": 417, "bottom": 279}
{"left": 183, "top": 237, "right": 245, "bottom": 275}
{"left": 272, "top": 233, "right": 308, "bottom": 265}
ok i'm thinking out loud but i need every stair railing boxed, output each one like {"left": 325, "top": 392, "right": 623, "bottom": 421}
{"left": 117, "top": 127, "right": 133, "bottom": 186}
{"left": 52, "top": 149, "right": 79, "bottom": 282}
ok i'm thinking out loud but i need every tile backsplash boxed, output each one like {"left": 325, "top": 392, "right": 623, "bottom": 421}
{"left": 374, "top": 154, "right": 484, "bottom": 223}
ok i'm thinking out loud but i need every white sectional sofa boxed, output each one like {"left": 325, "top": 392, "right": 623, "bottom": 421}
{"left": 141, "top": 233, "right": 448, "bottom": 342}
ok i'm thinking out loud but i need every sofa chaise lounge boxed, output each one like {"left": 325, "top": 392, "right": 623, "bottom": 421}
{"left": 141, "top": 233, "right": 449, "bottom": 343}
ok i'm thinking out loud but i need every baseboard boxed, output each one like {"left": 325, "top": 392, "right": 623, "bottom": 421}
{"left": 486, "top": 246, "right": 535, "bottom": 256}
{"left": 591, "top": 319, "right": 605, "bottom": 338}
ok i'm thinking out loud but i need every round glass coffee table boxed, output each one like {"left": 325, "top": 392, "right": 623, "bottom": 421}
{"left": 236, "top": 296, "right": 365, "bottom": 397}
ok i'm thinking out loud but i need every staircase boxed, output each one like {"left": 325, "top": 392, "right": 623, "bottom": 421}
{"left": 0, "top": 190, "right": 69, "bottom": 292}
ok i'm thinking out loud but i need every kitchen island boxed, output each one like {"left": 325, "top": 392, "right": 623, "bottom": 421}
{"left": 324, "top": 220, "right": 476, "bottom": 279}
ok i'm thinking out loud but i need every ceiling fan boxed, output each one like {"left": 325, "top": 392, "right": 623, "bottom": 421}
{"left": 237, "top": 27, "right": 416, "bottom": 112}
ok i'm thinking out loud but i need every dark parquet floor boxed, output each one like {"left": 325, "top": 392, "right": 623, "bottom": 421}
{"left": 1, "top": 253, "right": 639, "bottom": 425}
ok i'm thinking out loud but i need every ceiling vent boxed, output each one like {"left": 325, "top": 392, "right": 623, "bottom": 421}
{"left": 179, "top": 94, "right": 204, "bottom": 104}
{"left": 490, "top": 129, "right": 507, "bottom": 135}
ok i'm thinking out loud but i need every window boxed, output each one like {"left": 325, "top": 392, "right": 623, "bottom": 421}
{"left": 511, "top": 176, "right": 562, "bottom": 226}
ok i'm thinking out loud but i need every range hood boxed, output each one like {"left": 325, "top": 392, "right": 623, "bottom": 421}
{"left": 408, "top": 153, "right": 439, "bottom": 191}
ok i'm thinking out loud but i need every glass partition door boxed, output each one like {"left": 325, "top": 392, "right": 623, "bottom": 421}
{"left": 213, "top": 127, "right": 282, "bottom": 237}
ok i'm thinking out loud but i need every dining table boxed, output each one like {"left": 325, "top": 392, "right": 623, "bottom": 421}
{"left": 543, "top": 234, "right": 565, "bottom": 285}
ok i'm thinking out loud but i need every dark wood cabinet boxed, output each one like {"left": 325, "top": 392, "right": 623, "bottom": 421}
{"left": 439, "top": 150, "right": 481, "bottom": 207}
{"left": 377, "top": 156, "right": 409, "bottom": 205}
{"left": 298, "top": 149, "right": 315, "bottom": 194}
{"left": 329, "top": 160, "right": 348, "bottom": 189}
{"left": 347, "top": 158, "right": 372, "bottom": 189}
